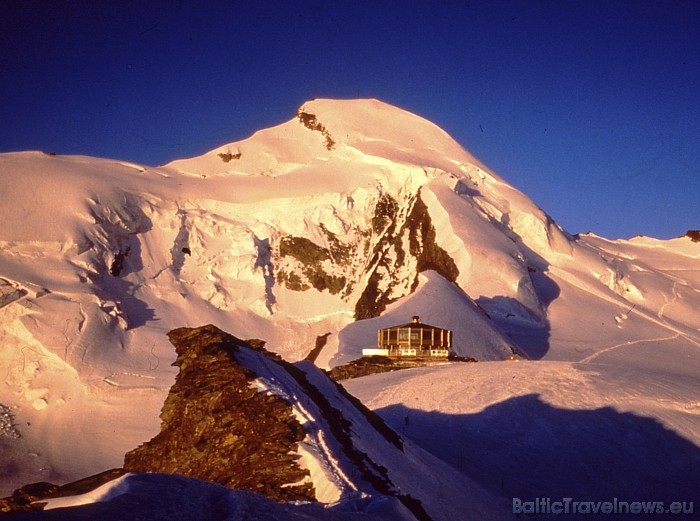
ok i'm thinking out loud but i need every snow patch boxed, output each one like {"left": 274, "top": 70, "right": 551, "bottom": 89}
{"left": 42, "top": 473, "right": 132, "bottom": 510}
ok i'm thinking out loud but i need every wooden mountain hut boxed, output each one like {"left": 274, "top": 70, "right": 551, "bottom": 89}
{"left": 363, "top": 315, "right": 451, "bottom": 358}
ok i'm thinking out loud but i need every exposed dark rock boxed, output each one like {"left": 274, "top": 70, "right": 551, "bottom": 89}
{"left": 276, "top": 265, "right": 346, "bottom": 295}
{"left": 109, "top": 246, "right": 130, "bottom": 276}
{"left": 127, "top": 325, "right": 417, "bottom": 512}
{"left": 276, "top": 269, "right": 310, "bottom": 292}
{"left": 0, "top": 482, "right": 58, "bottom": 513}
{"left": 354, "top": 271, "right": 391, "bottom": 321}
{"left": 371, "top": 193, "right": 399, "bottom": 234}
{"left": 277, "top": 235, "right": 347, "bottom": 295}
{"left": 279, "top": 236, "right": 331, "bottom": 264}
{"left": 328, "top": 356, "right": 404, "bottom": 381}
{"left": 302, "top": 267, "right": 346, "bottom": 295}
{"left": 355, "top": 190, "right": 459, "bottom": 320}
{"left": 217, "top": 151, "right": 241, "bottom": 162}
{"left": 296, "top": 110, "right": 335, "bottom": 150}
{"left": 123, "top": 325, "right": 314, "bottom": 503}
{"left": 685, "top": 230, "right": 700, "bottom": 242}
{"left": 273, "top": 222, "right": 367, "bottom": 299}
{"left": 406, "top": 194, "right": 460, "bottom": 286}
{"left": 121, "top": 324, "right": 426, "bottom": 518}
{"left": 327, "top": 355, "right": 477, "bottom": 381}
{"left": 320, "top": 223, "right": 354, "bottom": 265}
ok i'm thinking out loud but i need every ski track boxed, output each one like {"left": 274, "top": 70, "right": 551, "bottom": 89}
{"left": 657, "top": 281, "right": 679, "bottom": 320}
{"left": 580, "top": 333, "right": 681, "bottom": 364}
{"left": 552, "top": 267, "right": 700, "bottom": 358}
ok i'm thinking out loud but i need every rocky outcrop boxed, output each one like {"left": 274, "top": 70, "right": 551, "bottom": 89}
{"left": 123, "top": 325, "right": 314, "bottom": 502}
{"left": 217, "top": 151, "right": 241, "bottom": 162}
{"left": 275, "top": 221, "right": 369, "bottom": 299}
{"left": 276, "top": 235, "right": 347, "bottom": 295}
{"left": 327, "top": 355, "right": 477, "bottom": 381}
{"left": 296, "top": 109, "right": 336, "bottom": 150}
{"left": 0, "top": 280, "right": 27, "bottom": 309}
{"left": 407, "top": 195, "right": 460, "bottom": 283}
{"left": 685, "top": 230, "right": 700, "bottom": 242}
{"left": 272, "top": 188, "right": 458, "bottom": 322}
{"left": 121, "top": 325, "right": 427, "bottom": 513}
{"left": 355, "top": 190, "right": 459, "bottom": 320}
{"left": 371, "top": 193, "right": 400, "bottom": 234}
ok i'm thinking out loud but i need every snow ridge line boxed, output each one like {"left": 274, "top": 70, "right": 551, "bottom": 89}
{"left": 580, "top": 333, "right": 681, "bottom": 364}
{"left": 245, "top": 351, "right": 359, "bottom": 498}
{"left": 237, "top": 341, "right": 433, "bottom": 516}
{"left": 280, "top": 362, "right": 433, "bottom": 521}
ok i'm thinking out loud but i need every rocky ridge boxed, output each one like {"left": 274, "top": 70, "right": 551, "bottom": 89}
{"left": 123, "top": 324, "right": 431, "bottom": 517}
{"left": 123, "top": 326, "right": 314, "bottom": 502}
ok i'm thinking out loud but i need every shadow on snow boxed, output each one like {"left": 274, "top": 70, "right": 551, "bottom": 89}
{"left": 477, "top": 239, "right": 561, "bottom": 360}
{"left": 379, "top": 394, "right": 699, "bottom": 513}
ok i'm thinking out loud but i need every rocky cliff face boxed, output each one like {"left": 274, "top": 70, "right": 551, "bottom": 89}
{"left": 123, "top": 325, "right": 315, "bottom": 502}
{"left": 273, "top": 187, "right": 460, "bottom": 322}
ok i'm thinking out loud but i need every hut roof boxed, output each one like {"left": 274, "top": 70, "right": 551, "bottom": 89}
{"left": 388, "top": 321, "right": 443, "bottom": 330}
{"left": 380, "top": 315, "right": 448, "bottom": 331}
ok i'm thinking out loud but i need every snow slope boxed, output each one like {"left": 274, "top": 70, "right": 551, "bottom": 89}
{"left": 0, "top": 98, "right": 698, "bottom": 501}
{"left": 345, "top": 360, "right": 699, "bottom": 518}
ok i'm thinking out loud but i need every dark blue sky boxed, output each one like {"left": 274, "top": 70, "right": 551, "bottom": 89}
{"left": 1, "top": 1, "right": 698, "bottom": 239}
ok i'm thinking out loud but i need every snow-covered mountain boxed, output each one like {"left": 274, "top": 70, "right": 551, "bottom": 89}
{"left": 0, "top": 99, "right": 698, "bottom": 515}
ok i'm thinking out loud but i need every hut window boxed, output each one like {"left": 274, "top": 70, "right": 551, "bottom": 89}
{"left": 398, "top": 330, "right": 420, "bottom": 342}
